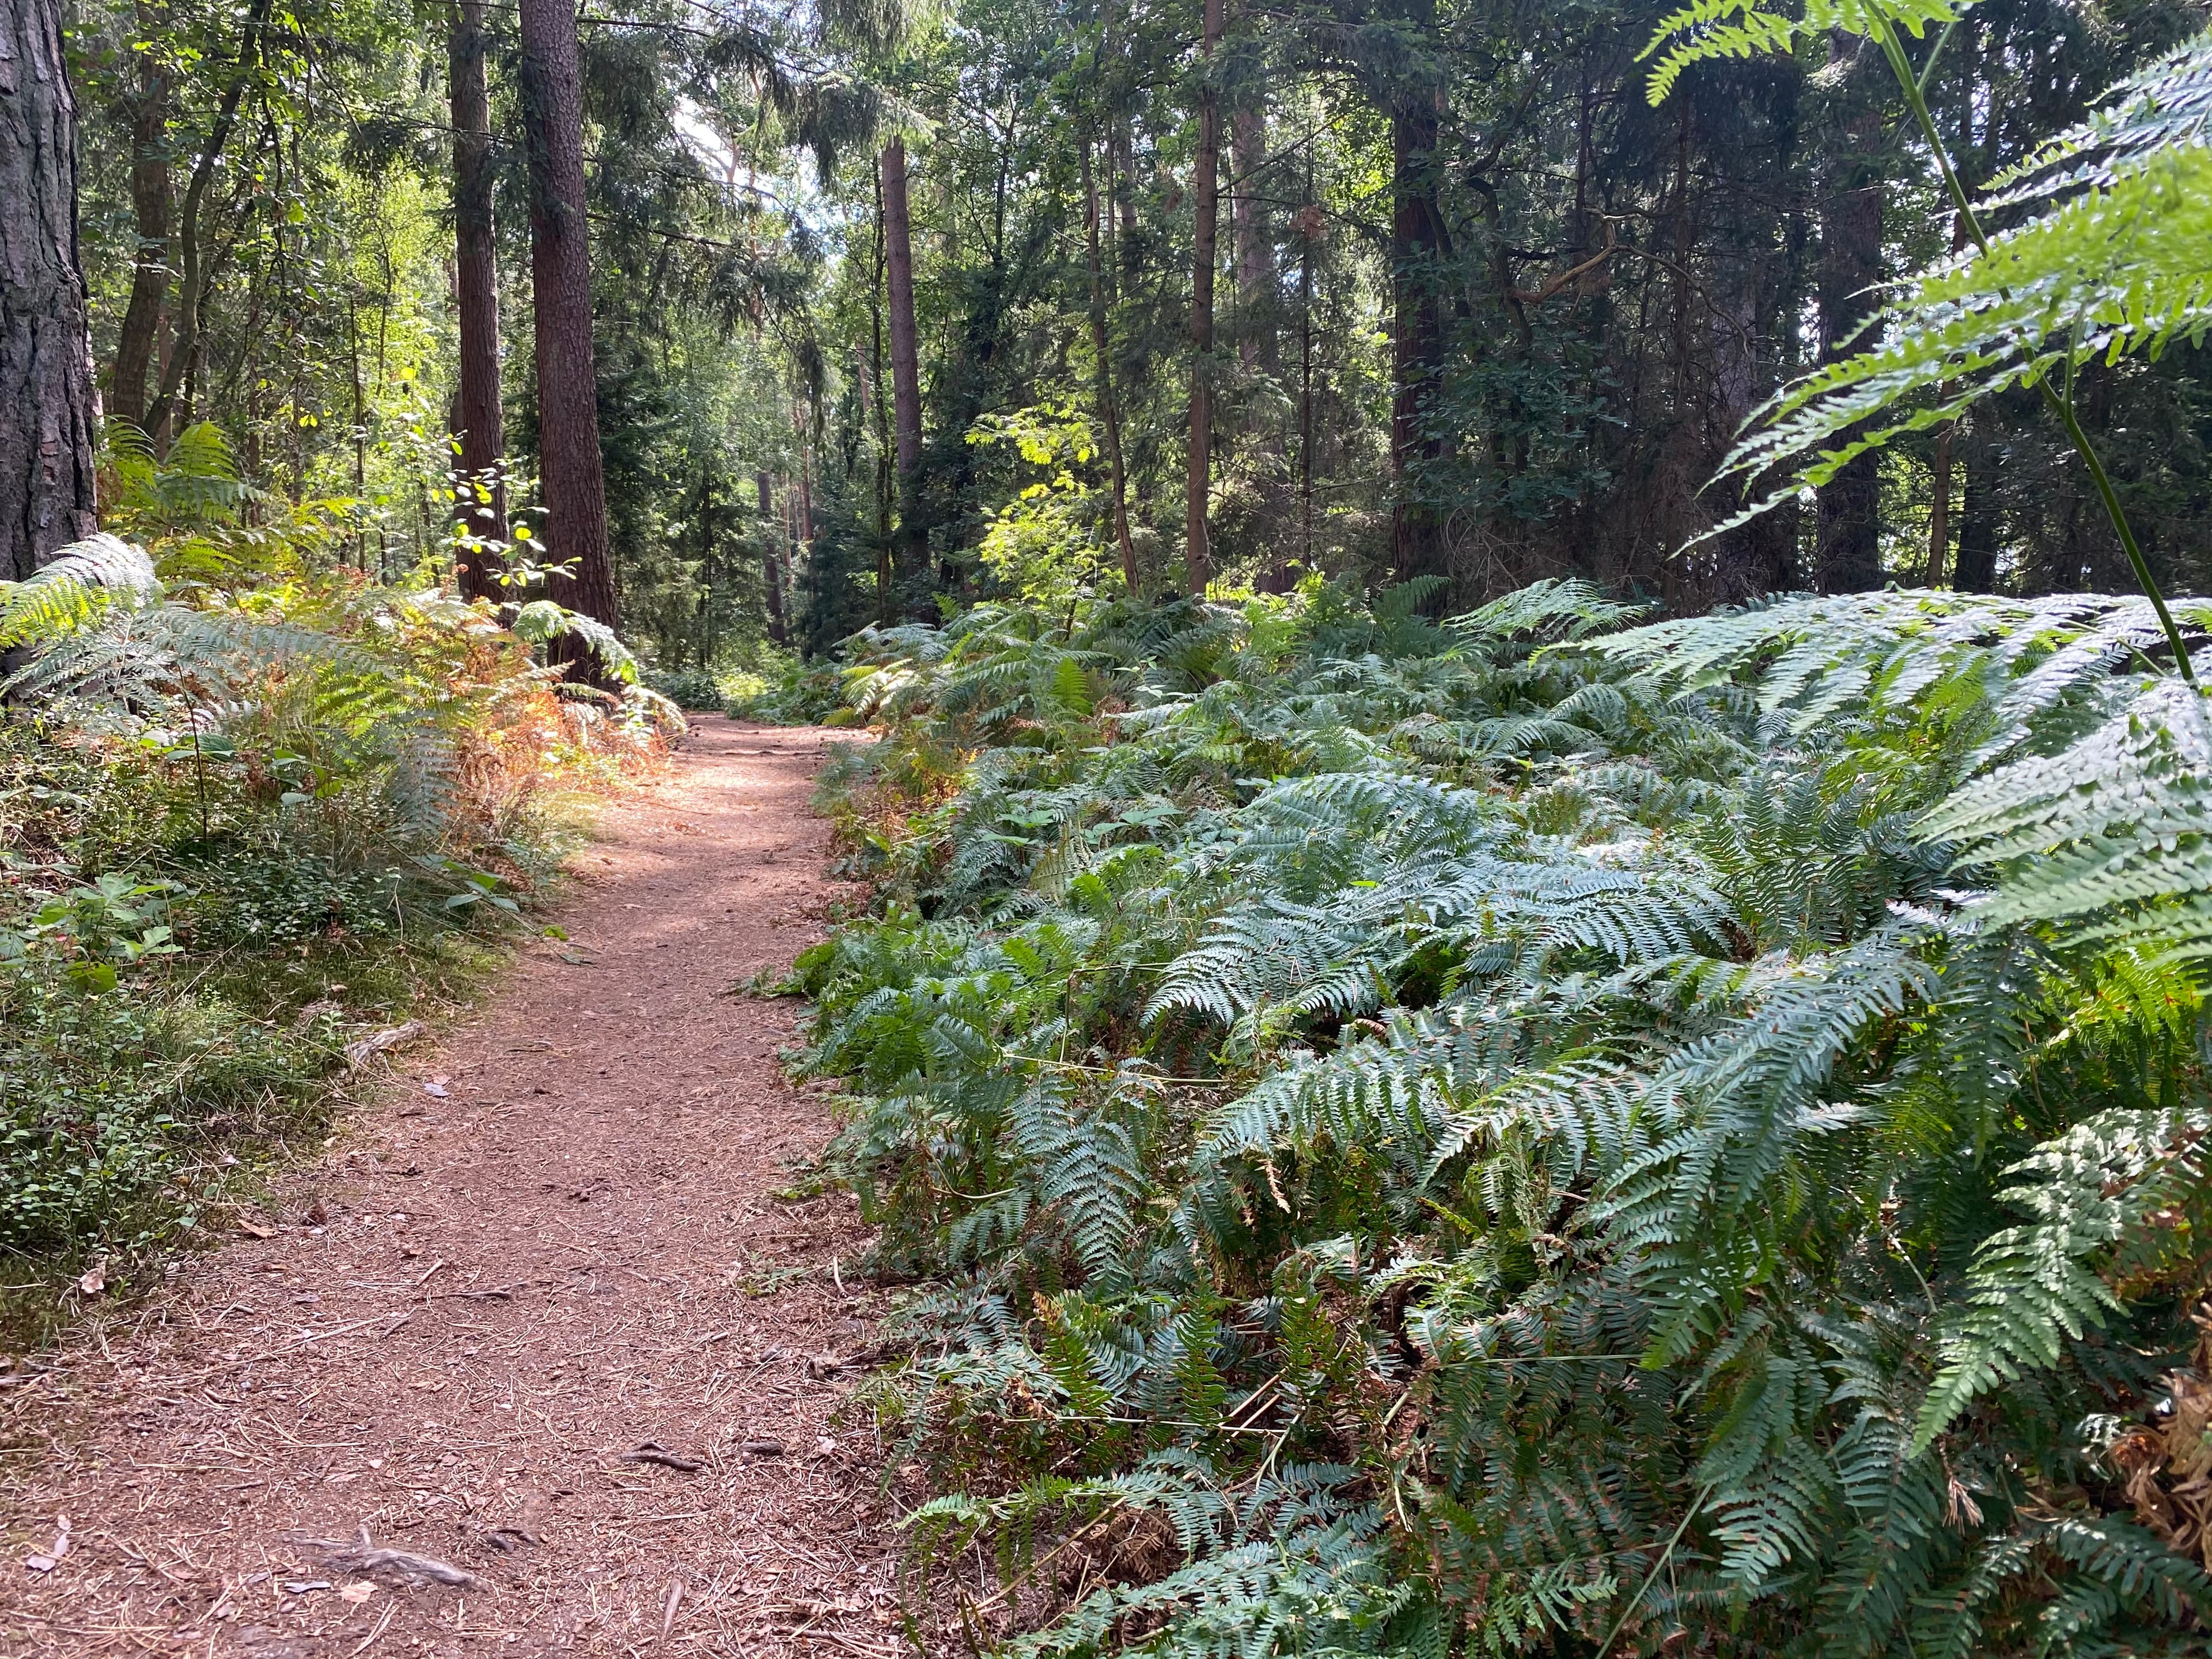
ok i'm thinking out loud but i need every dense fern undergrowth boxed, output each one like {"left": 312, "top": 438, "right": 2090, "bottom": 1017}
{"left": 0, "top": 527, "right": 674, "bottom": 1338}
{"left": 794, "top": 581, "right": 2212, "bottom": 1657}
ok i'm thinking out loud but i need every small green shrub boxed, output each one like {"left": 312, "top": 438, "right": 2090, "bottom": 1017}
{"left": 174, "top": 843, "right": 405, "bottom": 948}
{"left": 726, "top": 656, "right": 849, "bottom": 724}
{"left": 643, "top": 664, "right": 726, "bottom": 711}
{"left": 0, "top": 968, "right": 338, "bottom": 1256}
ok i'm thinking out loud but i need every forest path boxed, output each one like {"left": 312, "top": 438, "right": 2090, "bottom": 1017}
{"left": 2, "top": 718, "right": 902, "bottom": 1658}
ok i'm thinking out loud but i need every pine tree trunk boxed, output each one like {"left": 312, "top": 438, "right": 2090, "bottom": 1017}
{"left": 518, "top": 0, "right": 619, "bottom": 668}
{"left": 109, "top": 0, "right": 171, "bottom": 434}
{"left": 1184, "top": 0, "right": 1223, "bottom": 597}
{"left": 1813, "top": 31, "right": 1884, "bottom": 593}
{"left": 0, "top": 0, "right": 99, "bottom": 580}
{"left": 450, "top": 0, "right": 506, "bottom": 602}
{"left": 1390, "top": 98, "right": 1446, "bottom": 588}
{"left": 881, "top": 136, "right": 925, "bottom": 591}
{"left": 1081, "top": 134, "right": 1138, "bottom": 594}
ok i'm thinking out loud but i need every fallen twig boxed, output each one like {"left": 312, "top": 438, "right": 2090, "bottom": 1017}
{"left": 344, "top": 1022, "right": 427, "bottom": 1071}
{"left": 622, "top": 1441, "right": 705, "bottom": 1472}
{"left": 290, "top": 1525, "right": 479, "bottom": 1589}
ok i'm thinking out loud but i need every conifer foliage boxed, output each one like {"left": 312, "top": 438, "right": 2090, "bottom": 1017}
{"left": 800, "top": 581, "right": 2212, "bottom": 1655}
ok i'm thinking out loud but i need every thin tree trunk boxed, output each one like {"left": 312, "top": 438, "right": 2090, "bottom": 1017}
{"left": 1926, "top": 425, "right": 1952, "bottom": 586}
{"left": 1953, "top": 418, "right": 1999, "bottom": 592}
{"left": 1082, "top": 134, "right": 1138, "bottom": 593}
{"left": 143, "top": 0, "right": 270, "bottom": 443}
{"left": 696, "top": 465, "right": 715, "bottom": 665}
{"left": 518, "top": 0, "right": 620, "bottom": 668}
{"left": 1814, "top": 31, "right": 1884, "bottom": 593}
{"left": 1230, "top": 104, "right": 1273, "bottom": 374}
{"left": 1184, "top": 0, "right": 1223, "bottom": 597}
{"left": 1112, "top": 117, "right": 1137, "bottom": 249}
{"left": 449, "top": 0, "right": 506, "bottom": 601}
{"left": 756, "top": 469, "right": 786, "bottom": 646}
{"left": 1390, "top": 96, "right": 1447, "bottom": 587}
{"left": 870, "top": 160, "right": 894, "bottom": 622}
{"left": 110, "top": 0, "right": 171, "bottom": 434}
{"left": 1925, "top": 113, "right": 1977, "bottom": 591}
{"left": 0, "top": 0, "right": 100, "bottom": 579}
{"left": 881, "top": 134, "right": 925, "bottom": 590}
{"left": 1296, "top": 147, "right": 1316, "bottom": 591}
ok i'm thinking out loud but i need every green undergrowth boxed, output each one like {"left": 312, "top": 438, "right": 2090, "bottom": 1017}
{"left": 0, "top": 536, "right": 671, "bottom": 1353}
{"left": 642, "top": 648, "right": 849, "bottom": 726}
{"left": 791, "top": 581, "right": 2212, "bottom": 1658}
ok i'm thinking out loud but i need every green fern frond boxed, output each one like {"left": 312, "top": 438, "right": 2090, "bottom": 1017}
{"left": 1910, "top": 1103, "right": 2211, "bottom": 1454}
{"left": 1642, "top": 0, "right": 1968, "bottom": 106}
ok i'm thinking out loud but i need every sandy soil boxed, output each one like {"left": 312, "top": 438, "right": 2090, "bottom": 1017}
{"left": 0, "top": 717, "right": 901, "bottom": 1658}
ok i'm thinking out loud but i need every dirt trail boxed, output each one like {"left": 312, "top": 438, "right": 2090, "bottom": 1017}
{"left": 2, "top": 718, "right": 899, "bottom": 1658}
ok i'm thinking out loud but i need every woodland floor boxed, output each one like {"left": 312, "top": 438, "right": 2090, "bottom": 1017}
{"left": 1, "top": 718, "right": 908, "bottom": 1658}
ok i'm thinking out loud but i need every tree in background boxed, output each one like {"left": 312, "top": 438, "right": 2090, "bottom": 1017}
{"left": 517, "top": 0, "right": 618, "bottom": 663}
{"left": 34, "top": 0, "right": 2212, "bottom": 667}
{"left": 448, "top": 0, "right": 506, "bottom": 602}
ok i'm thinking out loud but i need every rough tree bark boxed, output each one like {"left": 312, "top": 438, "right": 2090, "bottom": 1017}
{"left": 110, "top": 0, "right": 171, "bottom": 434}
{"left": 518, "top": 0, "right": 619, "bottom": 667}
{"left": 881, "top": 134, "right": 925, "bottom": 592}
{"left": 1184, "top": 0, "right": 1223, "bottom": 597}
{"left": 1814, "top": 31, "right": 1885, "bottom": 594}
{"left": 449, "top": 0, "right": 507, "bottom": 602}
{"left": 0, "top": 0, "right": 100, "bottom": 580}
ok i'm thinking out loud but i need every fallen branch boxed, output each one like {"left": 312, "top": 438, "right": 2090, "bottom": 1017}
{"left": 290, "top": 1525, "right": 479, "bottom": 1589}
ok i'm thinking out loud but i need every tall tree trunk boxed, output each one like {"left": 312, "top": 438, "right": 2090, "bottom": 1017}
{"left": 143, "top": 0, "right": 267, "bottom": 444}
{"left": 1184, "top": 0, "right": 1223, "bottom": 597}
{"left": 0, "top": 0, "right": 99, "bottom": 579}
{"left": 1081, "top": 134, "right": 1138, "bottom": 593}
{"left": 881, "top": 135, "right": 925, "bottom": 591}
{"left": 1813, "top": 31, "right": 1884, "bottom": 593}
{"left": 518, "top": 0, "right": 619, "bottom": 668}
{"left": 1230, "top": 103, "right": 1274, "bottom": 374}
{"left": 1925, "top": 424, "right": 1953, "bottom": 586}
{"left": 1953, "top": 419, "right": 1999, "bottom": 592}
{"left": 110, "top": 0, "right": 171, "bottom": 434}
{"left": 1112, "top": 117, "right": 1138, "bottom": 251}
{"left": 756, "top": 469, "right": 786, "bottom": 646}
{"left": 695, "top": 465, "right": 715, "bottom": 666}
{"left": 870, "top": 161, "right": 895, "bottom": 623}
{"left": 797, "top": 452, "right": 813, "bottom": 549}
{"left": 449, "top": 0, "right": 506, "bottom": 602}
{"left": 1297, "top": 147, "right": 1316, "bottom": 588}
{"left": 1926, "top": 73, "right": 1979, "bottom": 591}
{"left": 1390, "top": 96, "right": 1447, "bottom": 588}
